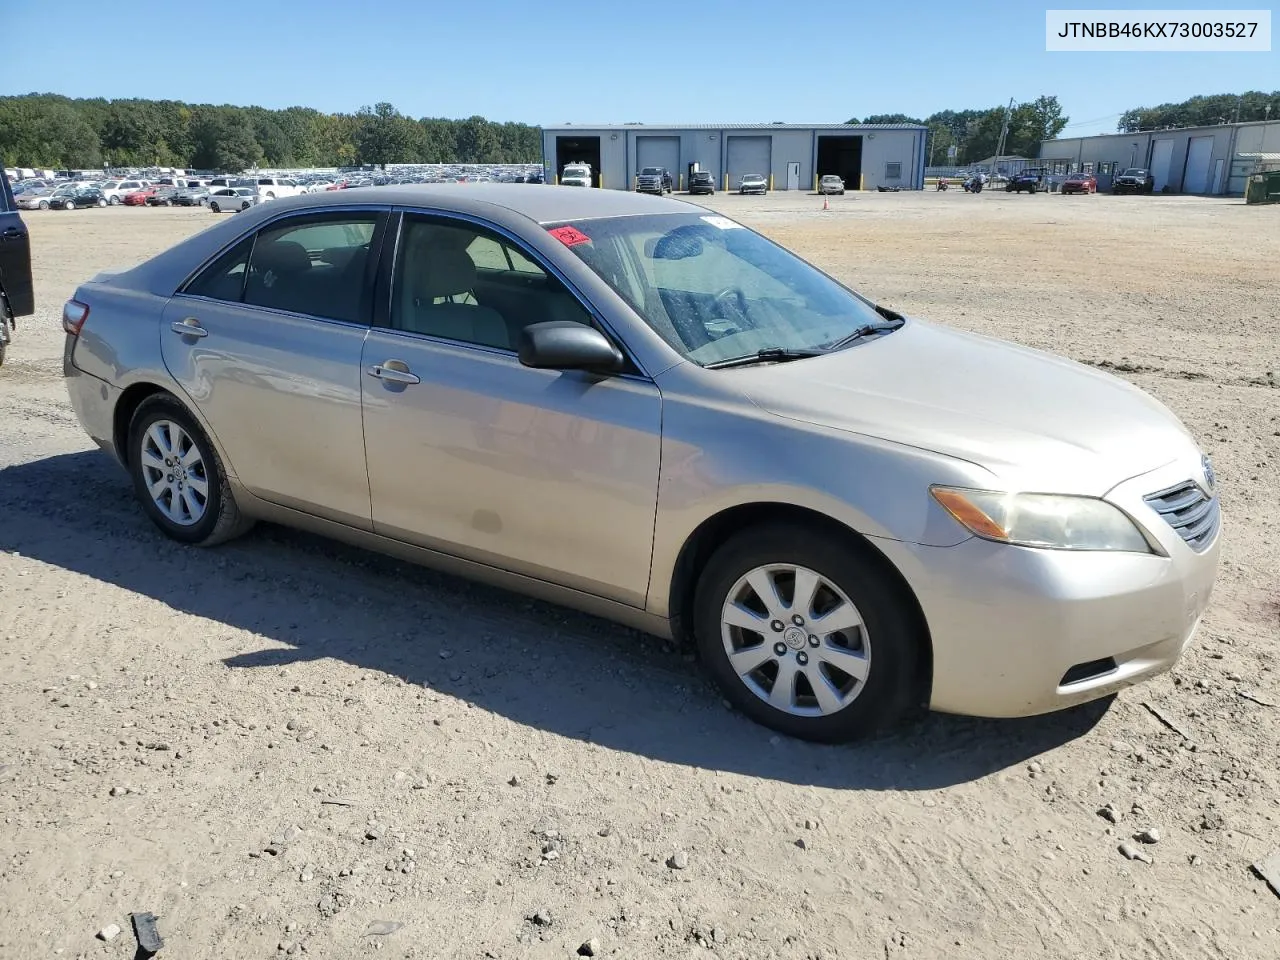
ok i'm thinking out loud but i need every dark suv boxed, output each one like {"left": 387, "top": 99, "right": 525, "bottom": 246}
{"left": 1006, "top": 169, "right": 1045, "bottom": 194}
{"left": 1112, "top": 168, "right": 1155, "bottom": 195}
{"left": 0, "top": 174, "right": 35, "bottom": 366}
{"left": 688, "top": 170, "right": 715, "bottom": 195}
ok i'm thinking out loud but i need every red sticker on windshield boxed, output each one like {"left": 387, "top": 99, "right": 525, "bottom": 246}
{"left": 548, "top": 225, "right": 591, "bottom": 247}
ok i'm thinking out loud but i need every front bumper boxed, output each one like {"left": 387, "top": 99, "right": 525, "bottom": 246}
{"left": 875, "top": 455, "right": 1221, "bottom": 718}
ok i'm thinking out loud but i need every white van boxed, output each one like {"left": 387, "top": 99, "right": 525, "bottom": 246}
{"left": 560, "top": 164, "right": 593, "bottom": 187}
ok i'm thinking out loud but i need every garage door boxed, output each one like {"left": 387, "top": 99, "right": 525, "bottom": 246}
{"left": 726, "top": 136, "right": 771, "bottom": 190}
{"left": 635, "top": 136, "right": 680, "bottom": 182}
{"left": 1150, "top": 139, "right": 1174, "bottom": 191}
{"left": 1183, "top": 136, "right": 1214, "bottom": 193}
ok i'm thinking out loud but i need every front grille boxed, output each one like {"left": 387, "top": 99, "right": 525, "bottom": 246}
{"left": 1144, "top": 481, "right": 1219, "bottom": 550}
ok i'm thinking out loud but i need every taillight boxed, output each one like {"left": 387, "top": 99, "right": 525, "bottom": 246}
{"left": 62, "top": 299, "right": 90, "bottom": 336}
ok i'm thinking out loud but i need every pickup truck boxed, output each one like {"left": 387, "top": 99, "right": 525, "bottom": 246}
{"left": 635, "top": 166, "right": 672, "bottom": 195}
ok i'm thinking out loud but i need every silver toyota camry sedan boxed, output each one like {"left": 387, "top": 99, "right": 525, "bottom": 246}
{"left": 62, "top": 185, "right": 1221, "bottom": 742}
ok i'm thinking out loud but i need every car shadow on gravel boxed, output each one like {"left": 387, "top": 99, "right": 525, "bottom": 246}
{"left": 3, "top": 450, "right": 1112, "bottom": 791}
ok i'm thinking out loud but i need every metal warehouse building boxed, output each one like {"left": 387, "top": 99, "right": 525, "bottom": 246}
{"left": 541, "top": 123, "right": 927, "bottom": 192}
{"left": 1039, "top": 119, "right": 1280, "bottom": 195}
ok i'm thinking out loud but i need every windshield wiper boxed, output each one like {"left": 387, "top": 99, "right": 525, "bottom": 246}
{"left": 822, "top": 316, "right": 904, "bottom": 352}
{"left": 703, "top": 347, "right": 826, "bottom": 369}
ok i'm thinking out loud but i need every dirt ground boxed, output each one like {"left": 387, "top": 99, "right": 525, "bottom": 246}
{"left": 1, "top": 191, "right": 1277, "bottom": 960}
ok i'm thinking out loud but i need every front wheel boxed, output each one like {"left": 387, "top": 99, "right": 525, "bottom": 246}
{"left": 693, "top": 524, "right": 921, "bottom": 743}
{"left": 109, "top": 196, "right": 121, "bottom": 205}
{"left": 98, "top": 198, "right": 107, "bottom": 207}
{"left": 38, "top": 201, "right": 48, "bottom": 210}
{"left": 64, "top": 200, "right": 75, "bottom": 210}
{"left": 127, "top": 394, "right": 253, "bottom": 546}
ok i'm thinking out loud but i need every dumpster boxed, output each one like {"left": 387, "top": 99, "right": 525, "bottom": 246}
{"left": 1245, "top": 170, "right": 1280, "bottom": 205}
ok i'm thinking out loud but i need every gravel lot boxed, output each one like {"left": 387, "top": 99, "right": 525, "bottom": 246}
{"left": 1, "top": 191, "right": 1277, "bottom": 960}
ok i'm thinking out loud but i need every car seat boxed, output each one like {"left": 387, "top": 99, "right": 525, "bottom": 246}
{"left": 399, "top": 234, "right": 510, "bottom": 350}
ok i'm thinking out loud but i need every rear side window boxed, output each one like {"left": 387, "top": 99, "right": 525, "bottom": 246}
{"left": 242, "top": 213, "right": 380, "bottom": 323}
{"left": 184, "top": 236, "right": 253, "bottom": 301}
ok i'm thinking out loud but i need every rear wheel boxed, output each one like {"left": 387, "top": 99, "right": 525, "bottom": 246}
{"left": 38, "top": 200, "right": 48, "bottom": 210}
{"left": 109, "top": 196, "right": 121, "bottom": 205}
{"left": 693, "top": 523, "right": 921, "bottom": 743}
{"left": 210, "top": 201, "right": 221, "bottom": 212}
{"left": 97, "top": 198, "right": 107, "bottom": 207}
{"left": 127, "top": 395, "right": 253, "bottom": 546}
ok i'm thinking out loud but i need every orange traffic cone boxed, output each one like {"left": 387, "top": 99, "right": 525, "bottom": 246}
{"left": 822, "top": 194, "right": 829, "bottom": 210}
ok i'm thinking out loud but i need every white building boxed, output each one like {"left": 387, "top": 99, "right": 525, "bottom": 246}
{"left": 1039, "top": 119, "right": 1280, "bottom": 195}
{"left": 541, "top": 123, "right": 928, "bottom": 192}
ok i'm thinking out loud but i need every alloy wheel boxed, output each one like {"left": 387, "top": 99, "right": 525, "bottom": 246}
{"left": 720, "top": 563, "right": 870, "bottom": 717}
{"left": 138, "top": 419, "right": 209, "bottom": 526}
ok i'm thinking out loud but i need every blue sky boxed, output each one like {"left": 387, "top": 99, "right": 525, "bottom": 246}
{"left": 8, "top": 0, "right": 1277, "bottom": 136}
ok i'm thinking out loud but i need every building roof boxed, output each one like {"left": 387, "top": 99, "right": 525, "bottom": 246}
{"left": 1043, "top": 118, "right": 1280, "bottom": 144}
{"left": 544, "top": 122, "right": 927, "bottom": 132}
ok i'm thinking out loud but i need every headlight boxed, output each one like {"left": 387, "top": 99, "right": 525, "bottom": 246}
{"left": 930, "top": 486, "right": 1152, "bottom": 553}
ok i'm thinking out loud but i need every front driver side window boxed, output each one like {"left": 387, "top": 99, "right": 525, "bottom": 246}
{"left": 390, "top": 216, "right": 593, "bottom": 350}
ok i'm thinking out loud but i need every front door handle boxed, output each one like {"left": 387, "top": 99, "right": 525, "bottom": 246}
{"left": 170, "top": 319, "right": 208, "bottom": 338}
{"left": 367, "top": 361, "right": 420, "bottom": 385}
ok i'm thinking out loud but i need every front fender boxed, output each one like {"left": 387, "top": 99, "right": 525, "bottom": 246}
{"left": 645, "top": 389, "right": 993, "bottom": 619}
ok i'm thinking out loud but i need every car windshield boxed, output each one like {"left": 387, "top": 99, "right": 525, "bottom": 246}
{"left": 1124, "top": 169, "right": 1147, "bottom": 176}
{"left": 640, "top": 168, "right": 662, "bottom": 175}
{"left": 552, "top": 212, "right": 892, "bottom": 366}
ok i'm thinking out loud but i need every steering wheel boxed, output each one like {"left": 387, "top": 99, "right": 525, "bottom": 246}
{"left": 711, "top": 287, "right": 750, "bottom": 326}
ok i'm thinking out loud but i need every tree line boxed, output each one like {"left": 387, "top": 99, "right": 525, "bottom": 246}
{"left": 1117, "top": 90, "right": 1279, "bottom": 132}
{"left": 0, "top": 94, "right": 543, "bottom": 171}
{"left": 852, "top": 96, "right": 1070, "bottom": 166}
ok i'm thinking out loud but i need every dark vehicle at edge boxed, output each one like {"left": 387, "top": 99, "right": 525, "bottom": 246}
{"left": 0, "top": 174, "right": 35, "bottom": 364}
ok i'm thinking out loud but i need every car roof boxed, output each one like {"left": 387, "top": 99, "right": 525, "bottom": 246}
{"left": 228, "top": 182, "right": 695, "bottom": 224}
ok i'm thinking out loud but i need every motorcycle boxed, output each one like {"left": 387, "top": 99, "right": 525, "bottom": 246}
{"left": 962, "top": 175, "right": 985, "bottom": 194}
{"left": 936, "top": 178, "right": 949, "bottom": 191}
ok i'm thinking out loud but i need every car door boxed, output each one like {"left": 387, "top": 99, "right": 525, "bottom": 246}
{"left": 161, "top": 207, "right": 389, "bottom": 529}
{"left": 0, "top": 174, "right": 34, "bottom": 318}
{"left": 360, "top": 210, "right": 662, "bottom": 607}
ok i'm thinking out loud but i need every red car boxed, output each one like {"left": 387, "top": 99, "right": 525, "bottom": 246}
{"left": 122, "top": 186, "right": 157, "bottom": 206}
{"left": 1061, "top": 172, "right": 1097, "bottom": 195}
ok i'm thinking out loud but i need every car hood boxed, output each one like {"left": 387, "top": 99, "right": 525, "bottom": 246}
{"left": 735, "top": 319, "right": 1195, "bottom": 494}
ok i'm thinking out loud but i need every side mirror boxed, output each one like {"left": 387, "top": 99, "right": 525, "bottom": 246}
{"left": 517, "top": 321, "right": 624, "bottom": 373}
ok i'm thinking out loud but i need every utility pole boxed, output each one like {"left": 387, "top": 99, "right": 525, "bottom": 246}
{"left": 993, "top": 97, "right": 1015, "bottom": 175}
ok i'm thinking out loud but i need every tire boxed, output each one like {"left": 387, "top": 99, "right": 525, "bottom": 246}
{"left": 210, "top": 202, "right": 221, "bottom": 213}
{"left": 98, "top": 198, "right": 107, "bottom": 207}
{"left": 38, "top": 201, "right": 48, "bottom": 210}
{"left": 64, "top": 200, "right": 75, "bottom": 210}
{"left": 693, "top": 523, "right": 922, "bottom": 743}
{"left": 241, "top": 202, "right": 250, "bottom": 211}
{"left": 1027, "top": 184, "right": 1036, "bottom": 194}
{"left": 127, "top": 394, "right": 253, "bottom": 547}
{"left": 0, "top": 339, "right": 6, "bottom": 366}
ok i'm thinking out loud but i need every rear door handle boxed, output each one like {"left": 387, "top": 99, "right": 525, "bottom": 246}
{"left": 367, "top": 362, "right": 420, "bottom": 385}
{"left": 170, "top": 319, "right": 208, "bottom": 338}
